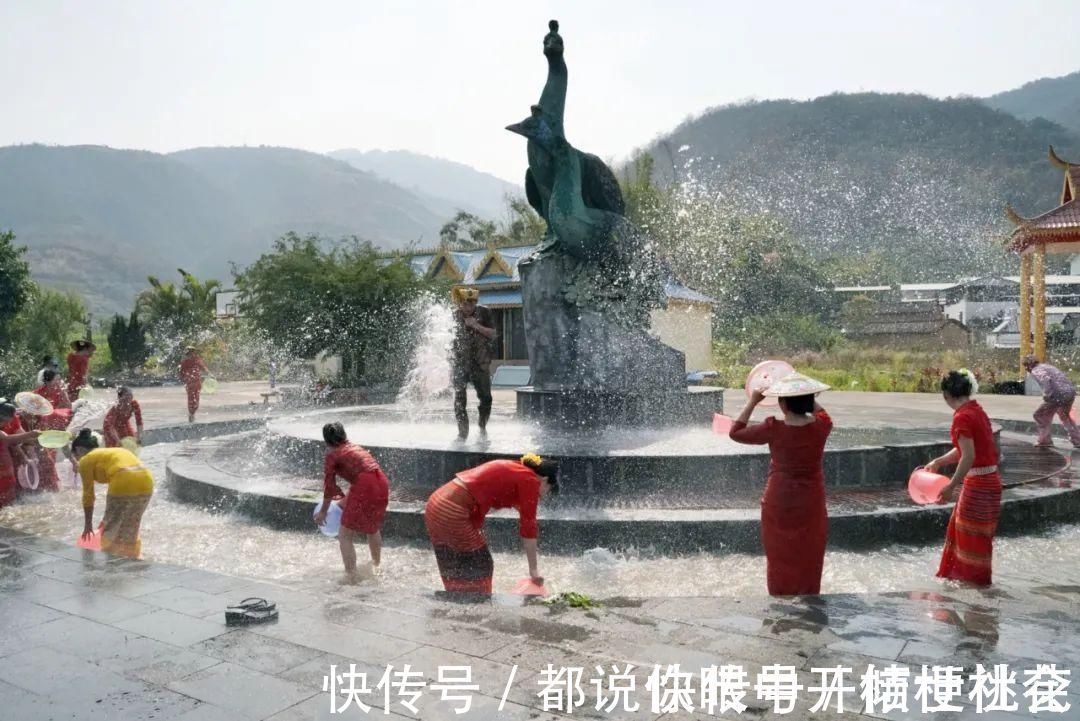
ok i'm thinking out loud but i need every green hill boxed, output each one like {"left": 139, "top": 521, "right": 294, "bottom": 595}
{"left": 0, "top": 145, "right": 445, "bottom": 313}
{"left": 637, "top": 93, "right": 1080, "bottom": 281}
{"left": 329, "top": 148, "right": 521, "bottom": 220}
{"left": 984, "top": 71, "right": 1080, "bottom": 133}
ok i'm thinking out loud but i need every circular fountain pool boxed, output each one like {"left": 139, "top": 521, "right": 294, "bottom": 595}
{"left": 162, "top": 405, "right": 1080, "bottom": 554}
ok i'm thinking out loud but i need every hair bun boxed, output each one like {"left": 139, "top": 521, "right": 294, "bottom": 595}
{"left": 520, "top": 452, "right": 543, "bottom": 467}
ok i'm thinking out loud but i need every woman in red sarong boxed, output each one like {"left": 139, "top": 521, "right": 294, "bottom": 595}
{"left": 0, "top": 402, "right": 41, "bottom": 507}
{"left": 925, "top": 370, "right": 1001, "bottom": 587}
{"left": 102, "top": 386, "right": 144, "bottom": 448}
{"left": 314, "top": 422, "right": 391, "bottom": 581}
{"left": 729, "top": 375, "right": 833, "bottom": 596}
{"left": 66, "top": 340, "right": 95, "bottom": 397}
{"left": 179, "top": 347, "right": 209, "bottom": 423}
{"left": 425, "top": 454, "right": 558, "bottom": 593}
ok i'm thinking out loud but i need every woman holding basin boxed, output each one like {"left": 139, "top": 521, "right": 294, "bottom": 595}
{"left": 924, "top": 370, "right": 1001, "bottom": 587}
{"left": 315, "top": 422, "right": 390, "bottom": 582}
{"left": 425, "top": 454, "right": 559, "bottom": 594}
{"left": 728, "top": 371, "right": 833, "bottom": 596}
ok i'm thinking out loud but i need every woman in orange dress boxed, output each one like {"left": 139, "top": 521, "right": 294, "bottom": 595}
{"left": 425, "top": 454, "right": 558, "bottom": 593}
{"left": 729, "top": 373, "right": 833, "bottom": 596}
{"left": 925, "top": 370, "right": 1001, "bottom": 586}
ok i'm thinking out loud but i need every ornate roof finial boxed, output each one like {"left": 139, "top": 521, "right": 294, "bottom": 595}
{"left": 1004, "top": 203, "right": 1028, "bottom": 226}
{"left": 1049, "top": 145, "right": 1072, "bottom": 169}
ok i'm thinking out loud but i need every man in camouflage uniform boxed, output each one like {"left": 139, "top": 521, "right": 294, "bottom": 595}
{"left": 452, "top": 287, "right": 496, "bottom": 439}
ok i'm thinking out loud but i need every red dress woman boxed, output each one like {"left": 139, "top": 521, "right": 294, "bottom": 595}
{"left": 179, "top": 347, "right": 209, "bottom": 423}
{"left": 425, "top": 454, "right": 557, "bottom": 593}
{"left": 730, "top": 376, "right": 833, "bottom": 596}
{"left": 314, "top": 422, "right": 390, "bottom": 581}
{"left": 102, "top": 387, "right": 144, "bottom": 448}
{"left": 925, "top": 370, "right": 1001, "bottom": 586}
{"left": 66, "top": 340, "right": 95, "bottom": 397}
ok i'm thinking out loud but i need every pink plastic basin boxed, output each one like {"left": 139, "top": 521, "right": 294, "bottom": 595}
{"left": 745, "top": 360, "right": 795, "bottom": 408}
{"left": 511, "top": 577, "right": 548, "bottom": 596}
{"left": 908, "top": 467, "right": 951, "bottom": 505}
{"left": 712, "top": 414, "right": 735, "bottom": 435}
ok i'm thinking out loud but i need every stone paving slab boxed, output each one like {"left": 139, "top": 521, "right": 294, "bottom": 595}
{"left": 2, "top": 527, "right": 1079, "bottom": 721}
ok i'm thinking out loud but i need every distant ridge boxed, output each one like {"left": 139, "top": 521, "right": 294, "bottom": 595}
{"left": 637, "top": 91, "right": 1080, "bottom": 280}
{"left": 984, "top": 70, "right": 1080, "bottom": 134}
{"left": 329, "top": 148, "right": 521, "bottom": 220}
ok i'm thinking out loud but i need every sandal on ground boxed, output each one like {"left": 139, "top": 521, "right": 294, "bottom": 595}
{"left": 225, "top": 597, "right": 278, "bottom": 625}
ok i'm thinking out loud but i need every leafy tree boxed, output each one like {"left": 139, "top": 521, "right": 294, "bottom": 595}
{"left": 439, "top": 211, "right": 498, "bottom": 249}
{"left": 0, "top": 230, "right": 33, "bottom": 340}
{"left": 107, "top": 311, "right": 149, "bottom": 372}
{"left": 233, "top": 233, "right": 435, "bottom": 385}
{"left": 11, "top": 288, "right": 86, "bottom": 362}
{"left": 499, "top": 197, "right": 546, "bottom": 246}
{"left": 137, "top": 268, "right": 222, "bottom": 353}
{"left": 438, "top": 196, "right": 546, "bottom": 250}
{"left": 620, "top": 153, "right": 834, "bottom": 344}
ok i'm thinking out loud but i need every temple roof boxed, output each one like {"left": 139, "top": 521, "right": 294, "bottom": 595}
{"left": 1005, "top": 147, "right": 1080, "bottom": 252}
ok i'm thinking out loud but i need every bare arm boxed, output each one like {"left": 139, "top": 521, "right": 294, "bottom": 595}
{"left": 735, "top": 390, "right": 765, "bottom": 424}
{"left": 926, "top": 447, "right": 961, "bottom": 472}
{"left": 465, "top": 316, "right": 496, "bottom": 340}
{"left": 0, "top": 431, "right": 40, "bottom": 445}
{"left": 940, "top": 436, "right": 975, "bottom": 502}
{"left": 522, "top": 537, "right": 541, "bottom": 583}
{"left": 82, "top": 505, "right": 95, "bottom": 539}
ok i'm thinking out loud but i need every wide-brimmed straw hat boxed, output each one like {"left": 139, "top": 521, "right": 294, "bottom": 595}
{"left": 763, "top": 371, "right": 830, "bottom": 398}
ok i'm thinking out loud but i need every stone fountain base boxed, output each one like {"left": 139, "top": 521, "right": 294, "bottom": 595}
{"left": 515, "top": 386, "right": 724, "bottom": 428}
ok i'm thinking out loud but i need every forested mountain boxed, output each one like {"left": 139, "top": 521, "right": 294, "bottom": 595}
{"left": 636, "top": 93, "right": 1080, "bottom": 281}
{"left": 985, "top": 71, "right": 1080, "bottom": 134}
{"left": 329, "top": 148, "right": 520, "bottom": 220}
{"left": 0, "top": 145, "right": 445, "bottom": 312}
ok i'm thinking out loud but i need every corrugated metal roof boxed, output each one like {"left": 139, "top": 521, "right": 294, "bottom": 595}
{"left": 478, "top": 289, "right": 523, "bottom": 307}
{"left": 834, "top": 286, "right": 891, "bottom": 293}
{"left": 472, "top": 273, "right": 514, "bottom": 285}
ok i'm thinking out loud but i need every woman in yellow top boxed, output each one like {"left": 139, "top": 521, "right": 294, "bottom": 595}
{"left": 71, "top": 428, "right": 154, "bottom": 558}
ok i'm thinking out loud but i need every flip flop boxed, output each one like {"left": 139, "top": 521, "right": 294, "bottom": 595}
{"left": 225, "top": 597, "right": 278, "bottom": 626}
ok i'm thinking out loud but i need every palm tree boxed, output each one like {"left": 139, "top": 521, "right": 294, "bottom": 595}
{"left": 137, "top": 269, "right": 222, "bottom": 348}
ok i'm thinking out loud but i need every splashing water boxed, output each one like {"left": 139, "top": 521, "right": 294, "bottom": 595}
{"left": 396, "top": 300, "right": 454, "bottom": 417}
{"left": 68, "top": 397, "right": 111, "bottom": 432}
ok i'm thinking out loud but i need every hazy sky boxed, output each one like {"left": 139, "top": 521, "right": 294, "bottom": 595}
{"left": 3, "top": 1, "right": 1078, "bottom": 183}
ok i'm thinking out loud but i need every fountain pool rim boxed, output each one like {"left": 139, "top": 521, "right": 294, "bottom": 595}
{"left": 166, "top": 430, "right": 1080, "bottom": 555}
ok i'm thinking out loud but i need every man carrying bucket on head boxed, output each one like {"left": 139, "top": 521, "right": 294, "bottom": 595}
{"left": 1023, "top": 355, "right": 1080, "bottom": 448}
{"left": 179, "top": 346, "right": 209, "bottom": 423}
{"left": 450, "top": 287, "right": 496, "bottom": 440}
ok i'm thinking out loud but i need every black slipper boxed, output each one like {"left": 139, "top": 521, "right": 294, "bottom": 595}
{"left": 226, "top": 606, "right": 279, "bottom": 626}
{"left": 225, "top": 597, "right": 278, "bottom": 625}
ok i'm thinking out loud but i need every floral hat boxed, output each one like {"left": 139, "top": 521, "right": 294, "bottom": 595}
{"left": 763, "top": 372, "right": 831, "bottom": 398}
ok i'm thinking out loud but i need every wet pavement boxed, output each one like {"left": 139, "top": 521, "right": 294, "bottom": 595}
{"left": 1, "top": 527, "right": 1078, "bottom": 720}
{"left": 4, "top": 384, "right": 1079, "bottom": 718}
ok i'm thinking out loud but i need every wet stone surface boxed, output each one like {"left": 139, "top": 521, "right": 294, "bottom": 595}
{"left": 1, "top": 529, "right": 1078, "bottom": 720}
